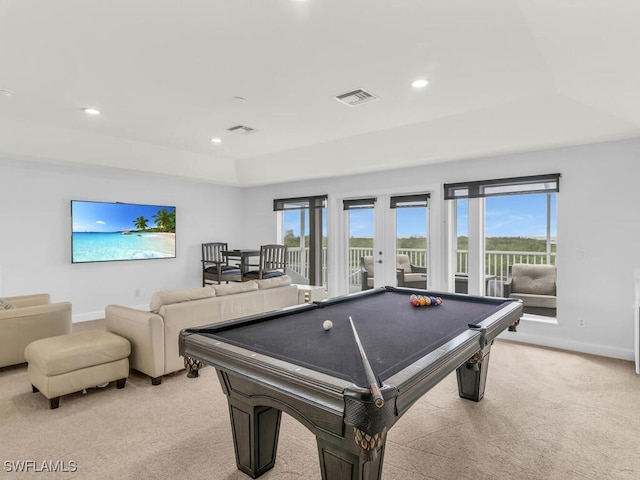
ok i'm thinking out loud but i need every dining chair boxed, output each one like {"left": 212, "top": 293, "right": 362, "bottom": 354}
{"left": 202, "top": 242, "right": 241, "bottom": 285}
{"left": 243, "top": 244, "right": 288, "bottom": 280}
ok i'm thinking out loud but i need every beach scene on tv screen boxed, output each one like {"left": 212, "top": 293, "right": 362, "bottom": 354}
{"left": 72, "top": 201, "right": 176, "bottom": 263}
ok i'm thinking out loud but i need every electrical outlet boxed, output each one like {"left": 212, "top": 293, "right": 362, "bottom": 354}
{"left": 578, "top": 318, "right": 585, "bottom": 327}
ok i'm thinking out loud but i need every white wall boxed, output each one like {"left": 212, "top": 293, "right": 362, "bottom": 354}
{"left": 3, "top": 137, "right": 639, "bottom": 362}
{"left": 0, "top": 159, "right": 244, "bottom": 321}
{"left": 241, "top": 138, "right": 640, "bottom": 362}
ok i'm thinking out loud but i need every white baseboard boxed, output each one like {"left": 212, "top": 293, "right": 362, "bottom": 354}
{"left": 499, "top": 331, "right": 635, "bottom": 362}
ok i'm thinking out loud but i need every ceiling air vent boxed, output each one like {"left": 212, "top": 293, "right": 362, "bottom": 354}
{"left": 227, "top": 125, "right": 255, "bottom": 134}
{"left": 335, "top": 88, "right": 379, "bottom": 107}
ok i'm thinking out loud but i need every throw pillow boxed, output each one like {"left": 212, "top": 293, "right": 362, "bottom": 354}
{"left": 213, "top": 281, "right": 259, "bottom": 296}
{"left": 149, "top": 287, "right": 215, "bottom": 313}
{"left": 255, "top": 275, "right": 292, "bottom": 290}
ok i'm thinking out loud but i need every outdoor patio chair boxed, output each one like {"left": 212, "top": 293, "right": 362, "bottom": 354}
{"left": 396, "top": 254, "right": 427, "bottom": 289}
{"left": 360, "top": 255, "right": 427, "bottom": 290}
{"left": 503, "top": 263, "right": 557, "bottom": 323}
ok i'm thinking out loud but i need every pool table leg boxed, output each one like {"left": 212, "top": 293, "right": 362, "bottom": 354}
{"left": 456, "top": 342, "right": 493, "bottom": 402}
{"left": 316, "top": 431, "right": 385, "bottom": 480}
{"left": 226, "top": 397, "right": 282, "bottom": 478}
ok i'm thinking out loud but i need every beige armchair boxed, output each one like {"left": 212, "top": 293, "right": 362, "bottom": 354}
{"left": 503, "top": 264, "right": 557, "bottom": 320}
{"left": 0, "top": 294, "right": 72, "bottom": 368}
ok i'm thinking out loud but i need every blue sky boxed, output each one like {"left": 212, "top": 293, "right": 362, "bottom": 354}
{"left": 284, "top": 193, "right": 556, "bottom": 238}
{"left": 72, "top": 201, "right": 175, "bottom": 232}
{"left": 347, "top": 208, "right": 428, "bottom": 237}
{"left": 458, "top": 193, "right": 556, "bottom": 237}
{"left": 283, "top": 210, "right": 328, "bottom": 237}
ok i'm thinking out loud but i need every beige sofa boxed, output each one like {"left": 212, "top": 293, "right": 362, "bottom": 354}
{"left": 105, "top": 276, "right": 299, "bottom": 385}
{"left": 0, "top": 294, "right": 72, "bottom": 368}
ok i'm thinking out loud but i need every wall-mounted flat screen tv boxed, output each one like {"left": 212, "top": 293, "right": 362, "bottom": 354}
{"left": 71, "top": 200, "right": 176, "bottom": 263}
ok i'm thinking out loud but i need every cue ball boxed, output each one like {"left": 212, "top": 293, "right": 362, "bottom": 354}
{"left": 323, "top": 320, "right": 333, "bottom": 330}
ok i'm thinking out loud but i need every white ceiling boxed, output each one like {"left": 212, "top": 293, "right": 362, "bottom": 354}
{"left": 1, "top": 0, "right": 639, "bottom": 186}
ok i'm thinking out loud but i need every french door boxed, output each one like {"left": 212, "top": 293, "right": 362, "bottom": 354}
{"left": 343, "top": 194, "right": 429, "bottom": 294}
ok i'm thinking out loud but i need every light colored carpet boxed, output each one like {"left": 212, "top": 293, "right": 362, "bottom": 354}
{"left": 1, "top": 328, "right": 639, "bottom": 479}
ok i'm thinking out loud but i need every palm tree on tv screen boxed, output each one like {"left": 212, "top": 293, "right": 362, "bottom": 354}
{"left": 133, "top": 216, "right": 149, "bottom": 231}
{"left": 152, "top": 208, "right": 175, "bottom": 232}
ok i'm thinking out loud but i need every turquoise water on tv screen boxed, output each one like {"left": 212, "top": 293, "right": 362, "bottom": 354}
{"left": 72, "top": 231, "right": 176, "bottom": 263}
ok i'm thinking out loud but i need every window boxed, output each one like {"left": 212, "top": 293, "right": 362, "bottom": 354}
{"left": 445, "top": 174, "right": 559, "bottom": 317}
{"left": 274, "top": 195, "right": 327, "bottom": 287}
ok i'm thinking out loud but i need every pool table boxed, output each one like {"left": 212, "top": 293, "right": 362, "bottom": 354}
{"left": 179, "top": 286, "right": 522, "bottom": 480}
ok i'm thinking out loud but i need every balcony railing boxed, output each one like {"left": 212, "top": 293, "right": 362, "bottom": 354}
{"left": 286, "top": 247, "right": 329, "bottom": 285}
{"left": 286, "top": 247, "right": 556, "bottom": 294}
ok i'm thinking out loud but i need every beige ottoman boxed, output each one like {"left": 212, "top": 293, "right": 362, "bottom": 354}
{"left": 24, "top": 331, "right": 131, "bottom": 409}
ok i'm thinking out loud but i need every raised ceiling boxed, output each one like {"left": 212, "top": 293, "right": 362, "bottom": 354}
{"left": 1, "top": 0, "right": 638, "bottom": 186}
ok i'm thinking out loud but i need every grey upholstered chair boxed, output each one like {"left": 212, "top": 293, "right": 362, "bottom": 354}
{"left": 395, "top": 254, "right": 427, "bottom": 289}
{"left": 360, "top": 255, "right": 427, "bottom": 290}
{"left": 503, "top": 263, "right": 557, "bottom": 320}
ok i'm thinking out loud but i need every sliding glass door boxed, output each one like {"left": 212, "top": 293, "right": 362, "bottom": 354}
{"left": 275, "top": 196, "right": 327, "bottom": 288}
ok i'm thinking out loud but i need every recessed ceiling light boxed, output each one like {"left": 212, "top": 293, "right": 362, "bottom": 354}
{"left": 210, "top": 137, "right": 222, "bottom": 144}
{"left": 82, "top": 107, "right": 101, "bottom": 115}
{"left": 411, "top": 79, "right": 429, "bottom": 89}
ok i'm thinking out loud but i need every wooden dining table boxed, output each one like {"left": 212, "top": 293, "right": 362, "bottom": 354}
{"left": 221, "top": 249, "right": 260, "bottom": 280}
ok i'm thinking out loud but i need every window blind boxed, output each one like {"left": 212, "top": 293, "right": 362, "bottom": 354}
{"left": 273, "top": 195, "right": 327, "bottom": 211}
{"left": 343, "top": 198, "right": 376, "bottom": 210}
{"left": 444, "top": 173, "right": 560, "bottom": 200}
{"left": 390, "top": 193, "right": 430, "bottom": 208}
